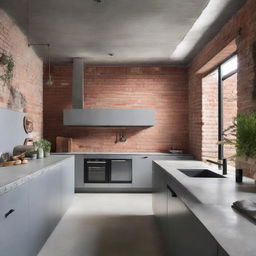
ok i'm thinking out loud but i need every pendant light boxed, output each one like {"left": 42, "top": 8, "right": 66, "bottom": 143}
{"left": 27, "top": 0, "right": 53, "bottom": 86}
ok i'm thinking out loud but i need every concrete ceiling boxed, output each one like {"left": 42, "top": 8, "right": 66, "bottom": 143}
{"left": 0, "top": 0, "right": 248, "bottom": 65}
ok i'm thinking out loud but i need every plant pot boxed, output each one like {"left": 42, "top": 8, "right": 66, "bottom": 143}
{"left": 38, "top": 148, "right": 44, "bottom": 159}
{"left": 44, "top": 151, "right": 50, "bottom": 157}
{"left": 236, "top": 156, "right": 256, "bottom": 179}
{"left": 31, "top": 153, "right": 37, "bottom": 160}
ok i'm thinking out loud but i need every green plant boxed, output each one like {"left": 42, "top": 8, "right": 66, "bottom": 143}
{"left": 33, "top": 139, "right": 51, "bottom": 152}
{"left": 33, "top": 139, "right": 44, "bottom": 150}
{"left": 42, "top": 140, "right": 51, "bottom": 152}
{"left": 0, "top": 52, "right": 14, "bottom": 83}
{"left": 223, "top": 112, "right": 256, "bottom": 158}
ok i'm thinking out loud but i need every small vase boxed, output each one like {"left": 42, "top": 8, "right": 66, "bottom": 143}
{"left": 44, "top": 151, "right": 50, "bottom": 157}
{"left": 38, "top": 148, "right": 44, "bottom": 159}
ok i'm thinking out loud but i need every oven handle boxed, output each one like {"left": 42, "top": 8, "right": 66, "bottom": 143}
{"left": 111, "top": 160, "right": 128, "bottom": 162}
{"left": 88, "top": 166, "right": 105, "bottom": 169}
{"left": 86, "top": 161, "right": 107, "bottom": 164}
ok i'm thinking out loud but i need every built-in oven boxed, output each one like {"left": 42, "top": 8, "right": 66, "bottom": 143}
{"left": 84, "top": 159, "right": 110, "bottom": 183}
{"left": 84, "top": 159, "right": 132, "bottom": 183}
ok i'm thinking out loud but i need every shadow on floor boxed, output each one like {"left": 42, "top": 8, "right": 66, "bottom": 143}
{"left": 40, "top": 214, "right": 166, "bottom": 256}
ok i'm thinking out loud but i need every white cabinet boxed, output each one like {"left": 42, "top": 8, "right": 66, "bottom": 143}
{"left": 0, "top": 184, "right": 30, "bottom": 256}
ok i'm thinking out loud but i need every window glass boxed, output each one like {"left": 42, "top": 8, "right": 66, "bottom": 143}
{"left": 221, "top": 55, "right": 238, "bottom": 77}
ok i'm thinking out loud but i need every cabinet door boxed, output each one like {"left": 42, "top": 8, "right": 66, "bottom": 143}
{"left": 167, "top": 186, "right": 218, "bottom": 256}
{"left": 0, "top": 184, "right": 30, "bottom": 256}
{"left": 152, "top": 165, "right": 168, "bottom": 240}
{"left": 133, "top": 156, "right": 152, "bottom": 188}
{"left": 29, "top": 171, "right": 51, "bottom": 255}
{"left": 111, "top": 159, "right": 132, "bottom": 182}
{"left": 62, "top": 158, "right": 75, "bottom": 214}
{"left": 47, "top": 165, "right": 62, "bottom": 231}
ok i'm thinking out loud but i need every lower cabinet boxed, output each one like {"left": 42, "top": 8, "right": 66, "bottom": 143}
{"left": 133, "top": 156, "right": 153, "bottom": 190}
{"left": 0, "top": 184, "right": 30, "bottom": 256}
{"left": 0, "top": 157, "right": 74, "bottom": 256}
{"left": 29, "top": 170, "right": 54, "bottom": 255}
{"left": 152, "top": 164, "right": 168, "bottom": 240}
{"left": 167, "top": 186, "right": 217, "bottom": 256}
{"left": 153, "top": 163, "right": 228, "bottom": 256}
{"left": 62, "top": 158, "right": 75, "bottom": 213}
{"left": 75, "top": 154, "right": 194, "bottom": 192}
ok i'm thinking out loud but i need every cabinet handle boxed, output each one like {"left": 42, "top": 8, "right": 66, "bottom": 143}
{"left": 142, "top": 156, "right": 148, "bottom": 159}
{"left": 167, "top": 186, "right": 177, "bottom": 197}
{"left": 5, "top": 209, "right": 15, "bottom": 218}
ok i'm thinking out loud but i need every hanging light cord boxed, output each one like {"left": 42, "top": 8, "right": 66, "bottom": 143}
{"left": 27, "top": 0, "right": 52, "bottom": 85}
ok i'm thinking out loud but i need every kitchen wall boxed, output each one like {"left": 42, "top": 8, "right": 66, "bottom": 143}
{"left": 188, "top": 0, "right": 256, "bottom": 177}
{"left": 0, "top": 9, "right": 43, "bottom": 138}
{"left": 44, "top": 66, "right": 189, "bottom": 152}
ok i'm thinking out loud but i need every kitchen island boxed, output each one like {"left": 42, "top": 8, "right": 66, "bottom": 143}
{"left": 153, "top": 160, "right": 256, "bottom": 256}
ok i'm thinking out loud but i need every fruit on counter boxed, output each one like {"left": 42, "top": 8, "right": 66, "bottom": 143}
{"left": 14, "top": 160, "right": 22, "bottom": 165}
{"left": 22, "top": 159, "right": 28, "bottom": 164}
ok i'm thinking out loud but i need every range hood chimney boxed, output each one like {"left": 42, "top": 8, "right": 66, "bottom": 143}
{"left": 72, "top": 58, "right": 84, "bottom": 109}
{"left": 63, "top": 58, "right": 155, "bottom": 127}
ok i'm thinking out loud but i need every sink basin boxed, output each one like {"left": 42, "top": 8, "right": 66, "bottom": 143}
{"left": 178, "top": 169, "right": 225, "bottom": 178}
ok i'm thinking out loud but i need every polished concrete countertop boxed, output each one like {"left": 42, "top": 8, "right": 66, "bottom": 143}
{"left": 0, "top": 155, "right": 74, "bottom": 196}
{"left": 53, "top": 152, "right": 191, "bottom": 156}
{"left": 154, "top": 160, "right": 256, "bottom": 256}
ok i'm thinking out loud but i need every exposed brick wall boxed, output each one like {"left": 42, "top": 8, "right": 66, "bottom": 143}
{"left": 188, "top": 0, "right": 256, "bottom": 177}
{"left": 43, "top": 66, "right": 189, "bottom": 153}
{"left": 0, "top": 9, "right": 43, "bottom": 138}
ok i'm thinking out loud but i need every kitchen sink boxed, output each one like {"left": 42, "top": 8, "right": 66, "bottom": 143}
{"left": 178, "top": 169, "right": 225, "bottom": 178}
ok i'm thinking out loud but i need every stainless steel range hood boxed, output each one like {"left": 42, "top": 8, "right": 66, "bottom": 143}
{"left": 63, "top": 58, "right": 155, "bottom": 127}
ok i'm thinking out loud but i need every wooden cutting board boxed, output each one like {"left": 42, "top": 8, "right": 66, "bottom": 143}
{"left": 56, "top": 136, "right": 73, "bottom": 152}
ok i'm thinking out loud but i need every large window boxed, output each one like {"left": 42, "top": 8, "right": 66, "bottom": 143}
{"left": 202, "top": 54, "right": 238, "bottom": 166}
{"left": 218, "top": 55, "right": 238, "bottom": 162}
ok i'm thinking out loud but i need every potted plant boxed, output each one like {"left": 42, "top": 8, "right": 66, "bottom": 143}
{"left": 222, "top": 112, "right": 256, "bottom": 178}
{"left": 33, "top": 139, "right": 44, "bottom": 159}
{"left": 42, "top": 140, "right": 51, "bottom": 157}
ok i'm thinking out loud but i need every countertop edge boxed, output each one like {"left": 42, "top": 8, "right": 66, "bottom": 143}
{"left": 0, "top": 155, "right": 74, "bottom": 196}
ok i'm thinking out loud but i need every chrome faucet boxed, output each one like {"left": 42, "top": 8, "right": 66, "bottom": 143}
{"left": 206, "top": 159, "right": 227, "bottom": 175}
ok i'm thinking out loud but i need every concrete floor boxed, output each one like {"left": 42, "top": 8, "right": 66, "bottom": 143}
{"left": 38, "top": 193, "right": 166, "bottom": 256}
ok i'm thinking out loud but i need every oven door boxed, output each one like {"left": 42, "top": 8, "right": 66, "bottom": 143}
{"left": 110, "top": 159, "right": 132, "bottom": 183}
{"left": 84, "top": 159, "right": 110, "bottom": 183}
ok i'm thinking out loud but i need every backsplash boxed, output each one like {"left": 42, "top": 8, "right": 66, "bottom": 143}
{"left": 44, "top": 66, "right": 189, "bottom": 152}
